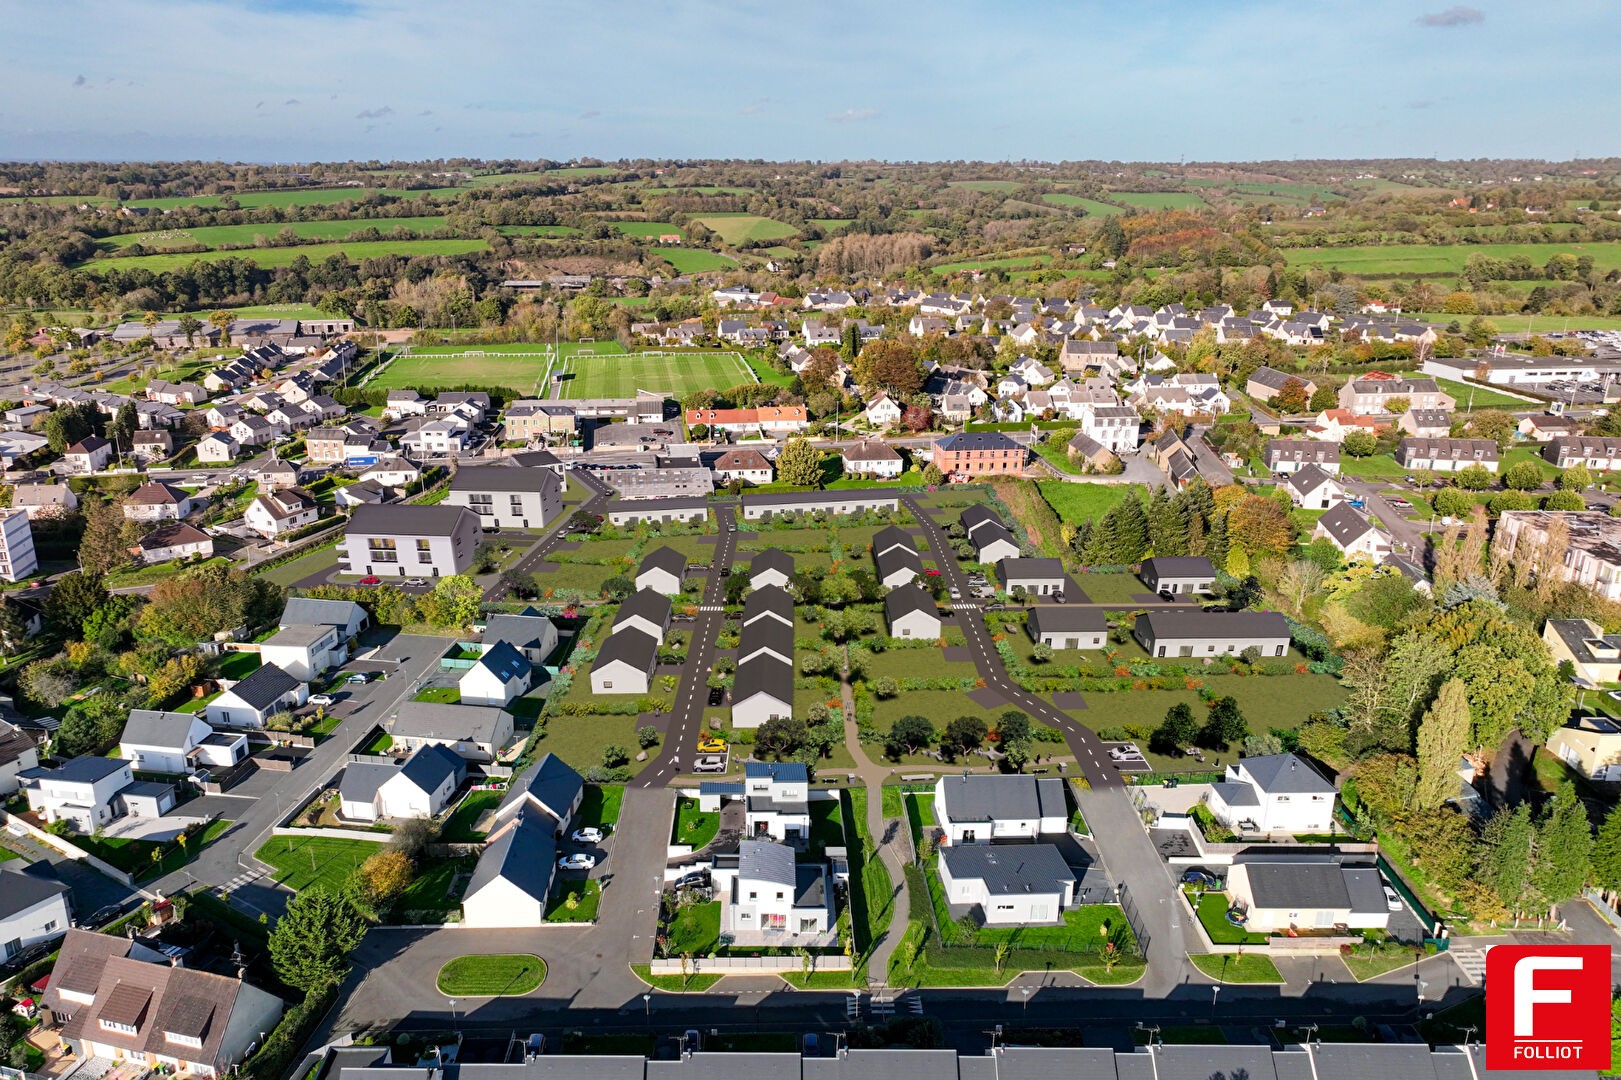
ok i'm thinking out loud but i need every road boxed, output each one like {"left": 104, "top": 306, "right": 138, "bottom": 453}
{"left": 488, "top": 468, "right": 613, "bottom": 601}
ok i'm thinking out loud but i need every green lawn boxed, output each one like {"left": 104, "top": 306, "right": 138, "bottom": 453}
{"left": 435, "top": 954, "right": 546, "bottom": 995}
{"left": 369, "top": 344, "right": 561, "bottom": 395}
{"left": 103, "top": 216, "right": 448, "bottom": 251}
{"left": 665, "top": 900, "right": 721, "bottom": 955}
{"left": 1338, "top": 453, "right": 1409, "bottom": 479}
{"left": 1285, "top": 241, "right": 1621, "bottom": 277}
{"left": 1038, "top": 482, "right": 1147, "bottom": 526}
{"left": 1190, "top": 952, "right": 1283, "bottom": 983}
{"left": 1187, "top": 889, "right": 1269, "bottom": 945}
{"left": 255, "top": 544, "right": 338, "bottom": 587}
{"left": 122, "top": 186, "right": 465, "bottom": 211}
{"left": 412, "top": 687, "right": 461, "bottom": 704}
{"left": 442, "top": 789, "right": 503, "bottom": 842}
{"left": 559, "top": 349, "right": 753, "bottom": 399}
{"left": 1111, "top": 192, "right": 1208, "bottom": 210}
{"left": 105, "top": 557, "right": 232, "bottom": 589}
{"left": 948, "top": 180, "right": 1022, "bottom": 193}
{"left": 1342, "top": 942, "right": 1424, "bottom": 981}
{"left": 215, "top": 650, "right": 263, "bottom": 681}
{"left": 672, "top": 797, "right": 719, "bottom": 849}
{"left": 359, "top": 731, "right": 393, "bottom": 754}
{"left": 690, "top": 214, "right": 799, "bottom": 245}
{"left": 76, "top": 819, "right": 231, "bottom": 881}
{"left": 578, "top": 784, "right": 624, "bottom": 830}
{"left": 1409, "top": 310, "right": 1621, "bottom": 332}
{"left": 254, "top": 836, "right": 381, "bottom": 892}
{"left": 1041, "top": 194, "right": 1124, "bottom": 216}
{"left": 1428, "top": 376, "right": 1537, "bottom": 410}
{"left": 611, "top": 221, "right": 684, "bottom": 239}
{"left": 83, "top": 238, "right": 488, "bottom": 274}
{"left": 658, "top": 249, "right": 736, "bottom": 273}
{"left": 546, "top": 878, "right": 601, "bottom": 922}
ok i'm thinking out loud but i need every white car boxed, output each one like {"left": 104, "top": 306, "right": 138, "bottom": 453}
{"left": 558, "top": 853, "right": 596, "bottom": 871}
{"left": 308, "top": 693, "right": 336, "bottom": 707}
{"left": 1383, "top": 884, "right": 1402, "bottom": 911}
{"left": 571, "top": 827, "right": 606, "bottom": 844}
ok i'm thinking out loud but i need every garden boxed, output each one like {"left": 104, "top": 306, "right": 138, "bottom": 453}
{"left": 435, "top": 953, "right": 546, "bottom": 996}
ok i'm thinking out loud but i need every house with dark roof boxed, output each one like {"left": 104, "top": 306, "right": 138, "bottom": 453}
{"left": 884, "top": 584, "right": 940, "bottom": 640}
{"left": 749, "top": 548, "right": 794, "bottom": 590}
{"left": 480, "top": 611, "right": 558, "bottom": 665}
{"left": 245, "top": 487, "right": 319, "bottom": 539}
{"left": 1543, "top": 617, "right": 1621, "bottom": 686}
{"left": 732, "top": 655, "right": 793, "bottom": 729}
{"left": 1225, "top": 856, "right": 1390, "bottom": 934}
{"left": 613, "top": 589, "right": 673, "bottom": 644}
{"left": 1207, "top": 753, "right": 1335, "bottom": 834}
{"left": 1026, "top": 607, "right": 1105, "bottom": 650}
{"left": 20, "top": 757, "right": 174, "bottom": 833}
{"left": 1263, "top": 438, "right": 1340, "bottom": 475}
{"left": 933, "top": 431, "right": 1026, "bottom": 478}
{"left": 459, "top": 641, "right": 533, "bottom": 707}
{"left": 1398, "top": 408, "right": 1453, "bottom": 440}
{"left": 0, "top": 861, "right": 71, "bottom": 961}
{"left": 280, "top": 597, "right": 368, "bottom": 638}
{"left": 0, "top": 717, "right": 40, "bottom": 796}
{"left": 714, "top": 840, "right": 832, "bottom": 940}
{"left": 635, "top": 546, "right": 689, "bottom": 597}
{"left": 738, "top": 761, "right": 811, "bottom": 843}
{"left": 461, "top": 754, "right": 584, "bottom": 928}
{"left": 938, "top": 844, "right": 1075, "bottom": 926}
{"left": 1139, "top": 556, "right": 1216, "bottom": 596}
{"left": 1245, "top": 366, "right": 1317, "bottom": 406}
{"left": 1133, "top": 610, "right": 1290, "bottom": 660}
{"left": 737, "top": 616, "right": 793, "bottom": 668}
{"left": 63, "top": 437, "right": 112, "bottom": 474}
{"left": 1395, "top": 437, "right": 1499, "bottom": 473}
{"left": 606, "top": 496, "right": 710, "bottom": 527}
{"left": 742, "top": 585, "right": 794, "bottom": 631}
{"left": 875, "top": 539, "right": 924, "bottom": 589}
{"left": 389, "top": 701, "right": 515, "bottom": 763}
{"left": 494, "top": 753, "right": 585, "bottom": 830}
{"left": 1544, "top": 435, "right": 1621, "bottom": 472}
{"left": 1283, "top": 464, "right": 1346, "bottom": 510}
{"left": 340, "top": 504, "right": 481, "bottom": 579}
{"left": 135, "top": 522, "right": 215, "bottom": 564}
{"left": 339, "top": 744, "right": 465, "bottom": 823}
{"left": 932, "top": 773, "right": 1068, "bottom": 845}
{"left": 1312, "top": 502, "right": 1393, "bottom": 562}
{"left": 997, "top": 557, "right": 1065, "bottom": 597}
{"left": 204, "top": 663, "right": 307, "bottom": 729}
{"left": 44, "top": 928, "right": 284, "bottom": 1077}
{"left": 737, "top": 489, "right": 900, "bottom": 521}
{"left": 712, "top": 448, "right": 774, "bottom": 486}
{"left": 445, "top": 466, "right": 564, "bottom": 530}
{"left": 591, "top": 626, "right": 658, "bottom": 695}
{"left": 842, "top": 438, "right": 905, "bottom": 478}
{"left": 119, "top": 710, "right": 246, "bottom": 775}
{"left": 960, "top": 505, "right": 1021, "bottom": 565}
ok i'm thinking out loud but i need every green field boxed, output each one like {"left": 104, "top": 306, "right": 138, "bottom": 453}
{"left": 658, "top": 249, "right": 736, "bottom": 273}
{"left": 436, "top": 954, "right": 546, "bottom": 995}
{"left": 948, "top": 180, "right": 1022, "bottom": 193}
{"left": 1111, "top": 192, "right": 1209, "bottom": 211}
{"left": 811, "top": 218, "right": 853, "bottom": 231}
{"left": 642, "top": 185, "right": 752, "bottom": 196}
{"left": 690, "top": 213, "right": 799, "bottom": 245}
{"left": 370, "top": 342, "right": 597, "bottom": 394}
{"left": 497, "top": 224, "right": 581, "bottom": 237}
{"left": 255, "top": 836, "right": 382, "bottom": 892}
{"left": 122, "top": 186, "right": 466, "bottom": 210}
{"left": 103, "top": 216, "right": 449, "bottom": 251}
{"left": 558, "top": 350, "right": 753, "bottom": 399}
{"left": 1285, "top": 241, "right": 1621, "bottom": 277}
{"left": 1041, "top": 194, "right": 1124, "bottom": 216}
{"left": 1409, "top": 310, "right": 1621, "bottom": 331}
{"left": 1038, "top": 481, "right": 1148, "bottom": 525}
{"left": 84, "top": 238, "right": 488, "bottom": 273}
{"left": 545, "top": 166, "right": 619, "bottom": 177}
{"left": 610, "top": 221, "right": 684, "bottom": 239}
{"left": 933, "top": 253, "right": 1054, "bottom": 274}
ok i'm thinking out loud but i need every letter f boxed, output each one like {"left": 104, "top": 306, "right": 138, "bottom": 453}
{"left": 1514, "top": 955, "right": 1582, "bottom": 1037}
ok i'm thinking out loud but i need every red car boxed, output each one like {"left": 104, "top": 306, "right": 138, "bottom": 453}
{"left": 359, "top": 576, "right": 381, "bottom": 585}
{"left": 924, "top": 568, "right": 942, "bottom": 577}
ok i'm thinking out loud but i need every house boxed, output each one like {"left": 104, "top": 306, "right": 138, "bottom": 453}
{"left": 458, "top": 755, "right": 583, "bottom": 927}
{"left": 339, "top": 504, "right": 481, "bottom": 579}
{"left": 711, "top": 448, "right": 774, "bottom": 487}
{"left": 1137, "top": 555, "right": 1216, "bottom": 597}
{"left": 130, "top": 430, "right": 173, "bottom": 462}
{"left": 1283, "top": 464, "right": 1347, "bottom": 511}
{"left": 736, "top": 762, "right": 810, "bottom": 843}
{"left": 1338, "top": 376, "right": 1453, "bottom": 416}
{"left": 1395, "top": 437, "right": 1499, "bottom": 473}
{"left": 1224, "top": 858, "right": 1390, "bottom": 934}
{"left": 0, "top": 510, "right": 37, "bottom": 584}
{"left": 1544, "top": 436, "right": 1621, "bottom": 471}
{"left": 1498, "top": 511, "right": 1621, "bottom": 601}
{"left": 749, "top": 549, "right": 794, "bottom": 591}
{"left": 1064, "top": 432, "right": 1118, "bottom": 473}
{"left": 503, "top": 400, "right": 578, "bottom": 441}
{"left": 122, "top": 482, "right": 193, "bottom": 523}
{"left": 1027, "top": 607, "right": 1106, "bottom": 650}
{"left": 1133, "top": 610, "right": 1291, "bottom": 659}
{"left": 590, "top": 627, "right": 658, "bottom": 694}
{"left": 383, "top": 390, "right": 428, "bottom": 419}
{"left": 119, "top": 710, "right": 247, "bottom": 775}
{"left": 130, "top": 522, "right": 212, "bottom": 565}
{"left": 961, "top": 505, "right": 1022, "bottom": 565}
{"left": 459, "top": 641, "right": 532, "bottom": 707}
{"left": 205, "top": 663, "right": 307, "bottom": 728}
{"left": 0, "top": 863, "right": 71, "bottom": 963}
{"left": 1308, "top": 408, "right": 1392, "bottom": 443}
{"left": 998, "top": 557, "right": 1066, "bottom": 597}
{"left": 1207, "top": 753, "right": 1335, "bottom": 834}
{"left": 281, "top": 597, "right": 369, "bottom": 639}
{"left": 938, "top": 845, "right": 1075, "bottom": 927}
{"left": 933, "top": 773, "right": 1068, "bottom": 845}
{"left": 737, "top": 489, "right": 900, "bottom": 521}
{"left": 254, "top": 458, "right": 303, "bottom": 492}
{"left": 842, "top": 438, "right": 905, "bottom": 478}
{"left": 401, "top": 416, "right": 473, "bottom": 456}
{"left": 245, "top": 487, "right": 319, "bottom": 539}
{"left": 1548, "top": 715, "right": 1621, "bottom": 782}
{"left": 635, "top": 546, "right": 688, "bottom": 597}
{"left": 360, "top": 457, "right": 421, "bottom": 489}
{"left": 1246, "top": 367, "right": 1317, "bottom": 406}
{"left": 42, "top": 929, "right": 285, "bottom": 1077}
{"left": 445, "top": 466, "right": 564, "bottom": 530}
{"left": 11, "top": 483, "right": 78, "bottom": 520}
{"left": 195, "top": 432, "right": 239, "bottom": 463}
{"left": 612, "top": 589, "right": 673, "bottom": 644}
{"left": 0, "top": 718, "right": 40, "bottom": 796}
{"left": 63, "top": 437, "right": 112, "bottom": 474}
{"left": 480, "top": 611, "right": 558, "bottom": 665}
{"left": 259, "top": 623, "right": 346, "bottom": 682}
{"left": 884, "top": 584, "right": 940, "bottom": 640}
{"left": 19, "top": 758, "right": 173, "bottom": 832}
{"left": 874, "top": 529, "right": 923, "bottom": 588}
{"left": 1079, "top": 405, "right": 1141, "bottom": 454}
{"left": 1398, "top": 409, "right": 1453, "bottom": 439}
{"left": 1264, "top": 439, "right": 1341, "bottom": 475}
{"left": 340, "top": 744, "right": 465, "bottom": 823}
{"left": 389, "top": 702, "right": 515, "bottom": 763}
{"left": 230, "top": 416, "right": 278, "bottom": 446}
{"left": 1058, "top": 339, "right": 1119, "bottom": 373}
{"left": 863, "top": 393, "right": 903, "bottom": 429}
{"left": 1545, "top": 618, "right": 1621, "bottom": 686}
{"left": 683, "top": 406, "right": 809, "bottom": 437}
{"left": 715, "top": 840, "right": 832, "bottom": 939}
{"left": 334, "top": 479, "right": 386, "bottom": 508}
{"left": 932, "top": 432, "right": 1027, "bottom": 479}
{"left": 1520, "top": 414, "right": 1582, "bottom": 442}
{"left": 732, "top": 655, "right": 794, "bottom": 729}
{"left": 1313, "top": 503, "right": 1394, "bottom": 562}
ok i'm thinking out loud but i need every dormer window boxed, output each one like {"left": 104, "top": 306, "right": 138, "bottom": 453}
{"left": 165, "top": 1032, "right": 203, "bottom": 1049}
{"left": 100, "top": 1019, "right": 138, "bottom": 1035}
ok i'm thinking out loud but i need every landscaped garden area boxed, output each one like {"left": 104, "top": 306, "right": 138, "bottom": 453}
{"left": 671, "top": 797, "right": 719, "bottom": 850}
{"left": 1189, "top": 952, "right": 1283, "bottom": 983}
{"left": 546, "top": 878, "right": 601, "bottom": 922}
{"left": 435, "top": 953, "right": 546, "bottom": 995}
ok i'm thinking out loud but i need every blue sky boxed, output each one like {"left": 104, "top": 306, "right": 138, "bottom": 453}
{"left": 2, "top": 0, "right": 1613, "bottom": 163}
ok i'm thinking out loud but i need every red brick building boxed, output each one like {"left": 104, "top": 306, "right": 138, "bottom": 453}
{"left": 932, "top": 431, "right": 1027, "bottom": 478}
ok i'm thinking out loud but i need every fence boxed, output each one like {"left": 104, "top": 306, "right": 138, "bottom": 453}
{"left": 1119, "top": 888, "right": 1151, "bottom": 958}
{"left": 0, "top": 807, "right": 140, "bottom": 888}
{"left": 648, "top": 955, "right": 851, "bottom": 975}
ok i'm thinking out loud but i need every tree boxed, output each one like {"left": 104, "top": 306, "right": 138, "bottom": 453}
{"left": 1545, "top": 490, "right": 1585, "bottom": 511}
{"left": 1413, "top": 679, "right": 1470, "bottom": 810}
{"left": 421, "top": 575, "right": 482, "bottom": 629}
{"left": 1591, "top": 805, "right": 1621, "bottom": 892}
{"left": 1274, "top": 378, "right": 1309, "bottom": 415}
{"left": 943, "top": 715, "right": 988, "bottom": 758}
{"left": 776, "top": 437, "right": 825, "bottom": 487}
{"left": 1225, "top": 495, "right": 1293, "bottom": 558}
{"left": 1382, "top": 396, "right": 1411, "bottom": 415}
{"left": 267, "top": 888, "right": 367, "bottom": 992}
{"left": 996, "top": 711, "right": 1032, "bottom": 772}
{"left": 921, "top": 462, "right": 944, "bottom": 486}
{"left": 1030, "top": 641, "right": 1054, "bottom": 663}
{"left": 637, "top": 725, "right": 660, "bottom": 749}
{"left": 177, "top": 313, "right": 203, "bottom": 347}
{"left": 873, "top": 676, "right": 899, "bottom": 699}
{"left": 1198, "top": 696, "right": 1248, "bottom": 749}
{"left": 1150, "top": 703, "right": 1199, "bottom": 754}
{"left": 1483, "top": 803, "right": 1535, "bottom": 910}
{"left": 885, "top": 715, "right": 935, "bottom": 759}
{"left": 44, "top": 571, "right": 108, "bottom": 640}
{"left": 1342, "top": 430, "right": 1378, "bottom": 458}
{"left": 601, "top": 744, "right": 630, "bottom": 768}
{"left": 1308, "top": 386, "right": 1337, "bottom": 412}
{"left": 756, "top": 717, "right": 808, "bottom": 757}
{"left": 1502, "top": 460, "right": 1545, "bottom": 491}
{"left": 390, "top": 817, "right": 435, "bottom": 860}
{"left": 1559, "top": 464, "right": 1593, "bottom": 492}
{"left": 358, "top": 850, "right": 414, "bottom": 905}
{"left": 78, "top": 500, "right": 140, "bottom": 575}
{"left": 853, "top": 339, "right": 925, "bottom": 396}
{"left": 20, "top": 658, "right": 75, "bottom": 710}
{"left": 1533, "top": 784, "right": 1593, "bottom": 907}
{"left": 208, "top": 310, "right": 235, "bottom": 345}
{"left": 1454, "top": 464, "right": 1495, "bottom": 491}
{"left": 1432, "top": 488, "right": 1476, "bottom": 518}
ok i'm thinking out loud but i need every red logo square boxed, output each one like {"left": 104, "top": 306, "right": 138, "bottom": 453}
{"left": 1486, "top": 944, "right": 1612, "bottom": 1071}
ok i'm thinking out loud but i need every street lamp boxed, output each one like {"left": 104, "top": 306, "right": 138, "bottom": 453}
{"left": 447, "top": 998, "right": 457, "bottom": 1033}
{"left": 1021, "top": 987, "right": 1031, "bottom": 1012}
{"left": 643, "top": 993, "right": 652, "bottom": 1017}
{"left": 1211, "top": 984, "right": 1221, "bottom": 1020}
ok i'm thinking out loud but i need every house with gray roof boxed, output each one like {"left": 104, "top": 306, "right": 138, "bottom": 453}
{"left": 339, "top": 744, "right": 465, "bottom": 823}
{"left": 612, "top": 589, "right": 673, "bottom": 644}
{"left": 0, "top": 862, "right": 72, "bottom": 962}
{"left": 204, "top": 662, "right": 307, "bottom": 729}
{"left": 932, "top": 773, "right": 1068, "bottom": 845}
{"left": 445, "top": 465, "right": 564, "bottom": 530}
{"left": 732, "top": 654, "right": 793, "bottom": 729}
{"left": 460, "top": 640, "right": 533, "bottom": 707}
{"left": 280, "top": 597, "right": 369, "bottom": 638}
{"left": 635, "top": 546, "right": 689, "bottom": 597}
{"left": 339, "top": 504, "right": 481, "bottom": 579}
{"left": 1312, "top": 502, "right": 1393, "bottom": 562}
{"left": 480, "top": 610, "right": 558, "bottom": 664}
{"left": 1225, "top": 856, "right": 1390, "bottom": 934}
{"left": 494, "top": 753, "right": 584, "bottom": 831}
{"left": 591, "top": 626, "right": 658, "bottom": 695}
{"left": 389, "top": 701, "right": 515, "bottom": 763}
{"left": 119, "top": 710, "right": 246, "bottom": 775}
{"left": 749, "top": 548, "right": 794, "bottom": 590}
{"left": 875, "top": 540, "right": 924, "bottom": 589}
{"left": 1026, "top": 606, "right": 1105, "bottom": 650}
{"left": 714, "top": 840, "right": 832, "bottom": 940}
{"left": 938, "top": 844, "right": 1075, "bottom": 926}
{"left": 884, "top": 584, "right": 940, "bottom": 640}
{"left": 997, "top": 557, "right": 1065, "bottom": 597}
{"left": 1207, "top": 753, "right": 1335, "bottom": 834}
{"left": 460, "top": 814, "right": 559, "bottom": 929}
{"left": 1283, "top": 464, "right": 1346, "bottom": 510}
{"left": 1133, "top": 610, "right": 1290, "bottom": 660}
{"left": 1264, "top": 438, "right": 1339, "bottom": 475}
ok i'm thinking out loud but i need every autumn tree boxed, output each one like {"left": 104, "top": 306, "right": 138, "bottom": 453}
{"left": 358, "top": 850, "right": 415, "bottom": 905}
{"left": 1413, "top": 679, "right": 1470, "bottom": 810}
{"left": 1274, "top": 377, "right": 1309, "bottom": 414}
{"left": 853, "top": 339, "right": 925, "bottom": 396}
{"left": 776, "top": 437, "right": 825, "bottom": 487}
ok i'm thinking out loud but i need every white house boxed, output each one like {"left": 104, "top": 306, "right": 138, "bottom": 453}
{"left": 339, "top": 744, "right": 465, "bottom": 823}
{"left": 245, "top": 488, "right": 320, "bottom": 539}
{"left": 635, "top": 546, "right": 688, "bottom": 597}
{"left": 1313, "top": 503, "right": 1394, "bottom": 562}
{"left": 460, "top": 754, "right": 583, "bottom": 928}
{"left": 122, "top": 482, "right": 193, "bottom": 523}
{"left": 590, "top": 626, "right": 658, "bottom": 694}
{"left": 0, "top": 719, "right": 40, "bottom": 797}
{"left": 1284, "top": 464, "right": 1347, "bottom": 510}
{"left": 480, "top": 611, "right": 558, "bottom": 665}
{"left": 937, "top": 844, "right": 1075, "bottom": 926}
{"left": 715, "top": 840, "right": 832, "bottom": 939}
{"left": 119, "top": 710, "right": 247, "bottom": 775}
{"left": 842, "top": 438, "right": 905, "bottom": 478}
{"left": 741, "top": 761, "right": 811, "bottom": 842}
{"left": 864, "top": 393, "right": 903, "bottom": 429}
{"left": 0, "top": 863, "right": 71, "bottom": 962}
{"left": 1225, "top": 857, "right": 1390, "bottom": 934}
{"left": 748, "top": 549, "right": 794, "bottom": 590}
{"left": 884, "top": 584, "right": 941, "bottom": 640}
{"left": 19, "top": 758, "right": 174, "bottom": 833}
{"left": 1206, "top": 753, "right": 1335, "bottom": 835}
{"left": 732, "top": 656, "right": 793, "bottom": 729}
{"left": 257, "top": 623, "right": 345, "bottom": 682}
{"left": 390, "top": 702, "right": 515, "bottom": 763}
{"left": 204, "top": 663, "right": 308, "bottom": 728}
{"left": 1026, "top": 607, "right": 1106, "bottom": 650}
{"left": 612, "top": 589, "right": 673, "bottom": 644}
{"left": 459, "top": 641, "right": 533, "bottom": 707}
{"left": 932, "top": 774, "right": 1068, "bottom": 845}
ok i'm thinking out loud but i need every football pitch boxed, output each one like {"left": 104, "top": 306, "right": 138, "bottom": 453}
{"left": 556, "top": 350, "right": 754, "bottom": 399}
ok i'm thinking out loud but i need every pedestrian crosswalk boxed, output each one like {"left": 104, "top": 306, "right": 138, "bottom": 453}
{"left": 1451, "top": 946, "right": 1489, "bottom": 985}
{"left": 218, "top": 867, "right": 266, "bottom": 895}
{"left": 698, "top": 604, "right": 724, "bottom": 612}
{"left": 951, "top": 603, "right": 981, "bottom": 612}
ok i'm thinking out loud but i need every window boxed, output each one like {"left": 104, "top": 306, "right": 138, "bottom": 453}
{"left": 166, "top": 1032, "right": 202, "bottom": 1049}
{"left": 748, "top": 892, "right": 757, "bottom": 900}
{"left": 100, "top": 1019, "right": 138, "bottom": 1035}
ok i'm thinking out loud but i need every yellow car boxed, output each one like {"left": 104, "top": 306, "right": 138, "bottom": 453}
{"left": 697, "top": 736, "right": 728, "bottom": 755}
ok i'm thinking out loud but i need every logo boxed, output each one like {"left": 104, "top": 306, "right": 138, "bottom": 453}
{"left": 1486, "top": 945, "right": 1612, "bottom": 1070}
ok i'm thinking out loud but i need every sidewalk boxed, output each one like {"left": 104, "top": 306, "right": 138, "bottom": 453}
{"left": 839, "top": 675, "right": 912, "bottom": 986}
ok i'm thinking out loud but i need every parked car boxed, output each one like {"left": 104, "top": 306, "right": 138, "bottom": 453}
{"left": 558, "top": 853, "right": 596, "bottom": 871}
{"left": 345, "top": 672, "right": 372, "bottom": 684}
{"left": 525, "top": 1034, "right": 545, "bottom": 1058}
{"left": 359, "top": 576, "right": 382, "bottom": 585}
{"left": 1180, "top": 869, "right": 1219, "bottom": 888}
{"left": 1389, "top": 498, "right": 1412, "bottom": 509}
{"left": 1348, "top": 498, "right": 1366, "bottom": 509}
{"left": 693, "top": 755, "right": 726, "bottom": 773}
{"left": 707, "top": 687, "right": 725, "bottom": 706}
{"left": 697, "top": 735, "right": 727, "bottom": 754}
{"left": 309, "top": 693, "right": 336, "bottom": 707}
{"left": 683, "top": 1030, "right": 702, "bottom": 1052}
{"left": 924, "top": 568, "right": 941, "bottom": 577}
{"left": 405, "top": 577, "right": 428, "bottom": 587}
{"left": 1383, "top": 884, "right": 1403, "bottom": 911}
{"left": 570, "top": 827, "right": 607, "bottom": 844}
{"left": 803, "top": 1034, "right": 820, "bottom": 1057}
{"left": 948, "top": 588, "right": 961, "bottom": 600}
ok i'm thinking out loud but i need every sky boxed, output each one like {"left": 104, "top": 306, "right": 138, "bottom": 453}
{"left": 1, "top": 0, "right": 1615, "bottom": 163}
